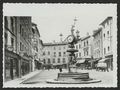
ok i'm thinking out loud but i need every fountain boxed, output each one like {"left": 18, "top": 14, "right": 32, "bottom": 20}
{"left": 46, "top": 18, "right": 101, "bottom": 84}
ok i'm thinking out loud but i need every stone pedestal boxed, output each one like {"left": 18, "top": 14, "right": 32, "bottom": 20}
{"left": 57, "top": 72, "right": 89, "bottom": 81}
{"left": 46, "top": 71, "right": 101, "bottom": 84}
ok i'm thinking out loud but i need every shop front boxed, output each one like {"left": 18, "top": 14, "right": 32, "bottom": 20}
{"left": 34, "top": 60, "right": 42, "bottom": 70}
{"left": 62, "top": 64, "right": 67, "bottom": 69}
{"left": 89, "top": 58, "right": 102, "bottom": 69}
{"left": 76, "top": 59, "right": 86, "bottom": 70}
{"left": 4, "top": 49, "right": 20, "bottom": 82}
{"left": 43, "top": 64, "right": 52, "bottom": 70}
{"left": 21, "top": 56, "right": 32, "bottom": 76}
{"left": 105, "top": 54, "right": 113, "bottom": 71}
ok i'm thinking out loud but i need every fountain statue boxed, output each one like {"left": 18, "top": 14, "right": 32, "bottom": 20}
{"left": 46, "top": 18, "right": 101, "bottom": 84}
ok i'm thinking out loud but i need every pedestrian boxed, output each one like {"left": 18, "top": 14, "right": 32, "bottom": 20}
{"left": 59, "top": 66, "right": 62, "bottom": 72}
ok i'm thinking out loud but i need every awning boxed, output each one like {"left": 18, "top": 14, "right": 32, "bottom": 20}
{"left": 69, "top": 65, "right": 76, "bottom": 68}
{"left": 97, "top": 62, "right": 107, "bottom": 67}
{"left": 76, "top": 59, "right": 85, "bottom": 64}
{"left": 98, "top": 58, "right": 106, "bottom": 63}
{"left": 39, "top": 61, "right": 44, "bottom": 64}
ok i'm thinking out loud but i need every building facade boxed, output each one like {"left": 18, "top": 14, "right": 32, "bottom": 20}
{"left": 100, "top": 17, "right": 113, "bottom": 70}
{"left": 3, "top": 16, "right": 43, "bottom": 82}
{"left": 93, "top": 27, "right": 103, "bottom": 59}
{"left": 74, "top": 34, "right": 93, "bottom": 69}
{"left": 16, "top": 17, "right": 33, "bottom": 77}
{"left": 41, "top": 43, "right": 69, "bottom": 69}
{"left": 4, "top": 16, "right": 19, "bottom": 82}
{"left": 31, "top": 23, "right": 43, "bottom": 71}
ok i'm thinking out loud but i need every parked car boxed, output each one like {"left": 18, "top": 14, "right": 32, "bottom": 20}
{"left": 96, "top": 62, "right": 108, "bottom": 72}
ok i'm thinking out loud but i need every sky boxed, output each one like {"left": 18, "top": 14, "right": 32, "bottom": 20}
{"left": 3, "top": 3, "right": 117, "bottom": 43}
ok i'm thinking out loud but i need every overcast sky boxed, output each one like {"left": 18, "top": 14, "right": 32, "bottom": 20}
{"left": 3, "top": 3, "right": 117, "bottom": 43}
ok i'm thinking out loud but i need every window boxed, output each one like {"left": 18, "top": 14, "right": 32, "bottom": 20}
{"left": 108, "top": 46, "right": 110, "bottom": 51}
{"left": 84, "top": 42, "right": 85, "bottom": 47}
{"left": 87, "top": 41, "right": 88, "bottom": 45}
{"left": 4, "top": 16, "right": 8, "bottom": 27}
{"left": 43, "top": 59, "right": 46, "bottom": 64}
{"left": 20, "top": 25, "right": 22, "bottom": 35}
{"left": 107, "top": 31, "right": 109, "bottom": 37}
{"left": 63, "top": 46, "right": 65, "bottom": 49}
{"left": 53, "top": 59, "right": 55, "bottom": 63}
{"left": 48, "top": 58, "right": 50, "bottom": 64}
{"left": 87, "top": 51, "right": 88, "bottom": 55}
{"left": 5, "top": 32, "right": 8, "bottom": 45}
{"left": 76, "top": 45, "right": 78, "bottom": 49}
{"left": 79, "top": 52, "right": 81, "bottom": 57}
{"left": 43, "top": 52, "right": 45, "bottom": 55}
{"left": 54, "top": 52, "right": 56, "bottom": 57}
{"left": 11, "top": 17, "right": 14, "bottom": 33}
{"left": 107, "top": 21, "right": 109, "bottom": 25}
{"left": 58, "top": 58, "right": 60, "bottom": 63}
{"left": 20, "top": 42, "right": 22, "bottom": 51}
{"left": 11, "top": 38, "right": 14, "bottom": 48}
{"left": 63, "top": 58, "right": 66, "bottom": 63}
{"left": 59, "top": 52, "right": 61, "bottom": 57}
{"left": 104, "top": 33, "right": 105, "bottom": 38}
{"left": 76, "top": 53, "right": 78, "bottom": 57}
{"left": 63, "top": 52, "right": 66, "bottom": 56}
{"left": 104, "top": 48, "right": 106, "bottom": 54}
{"left": 48, "top": 51, "right": 50, "bottom": 55}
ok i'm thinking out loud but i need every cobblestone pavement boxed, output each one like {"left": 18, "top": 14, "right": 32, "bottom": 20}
{"left": 4, "top": 69, "right": 117, "bottom": 88}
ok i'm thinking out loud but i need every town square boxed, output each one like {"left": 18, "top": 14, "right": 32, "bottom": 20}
{"left": 3, "top": 3, "right": 117, "bottom": 88}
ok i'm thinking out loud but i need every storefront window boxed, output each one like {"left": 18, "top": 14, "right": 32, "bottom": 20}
{"left": 5, "top": 57, "right": 19, "bottom": 81}
{"left": 21, "top": 61, "right": 30, "bottom": 76}
{"left": 5, "top": 57, "right": 11, "bottom": 81}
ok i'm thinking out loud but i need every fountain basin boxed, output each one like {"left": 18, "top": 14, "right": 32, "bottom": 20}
{"left": 57, "top": 72, "right": 89, "bottom": 81}
{"left": 46, "top": 72, "right": 101, "bottom": 84}
{"left": 46, "top": 78, "right": 101, "bottom": 84}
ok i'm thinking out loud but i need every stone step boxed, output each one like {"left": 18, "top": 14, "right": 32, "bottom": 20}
{"left": 58, "top": 73, "right": 89, "bottom": 79}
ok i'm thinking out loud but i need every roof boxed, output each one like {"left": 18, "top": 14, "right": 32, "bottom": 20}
{"left": 93, "top": 28, "right": 102, "bottom": 37}
{"left": 99, "top": 17, "right": 112, "bottom": 26}
{"left": 81, "top": 35, "right": 91, "bottom": 41}
{"left": 43, "top": 42, "right": 68, "bottom": 46}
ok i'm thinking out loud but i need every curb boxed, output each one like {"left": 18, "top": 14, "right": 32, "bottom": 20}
{"left": 3, "top": 70, "right": 43, "bottom": 87}
{"left": 20, "top": 70, "right": 44, "bottom": 84}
